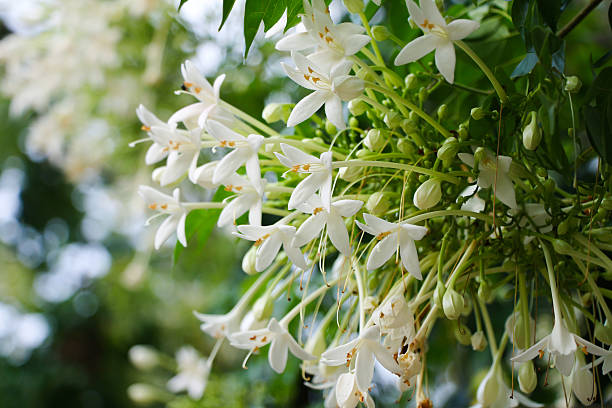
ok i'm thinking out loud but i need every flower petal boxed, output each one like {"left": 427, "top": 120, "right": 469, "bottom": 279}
{"left": 510, "top": 336, "right": 550, "bottom": 363}
{"left": 394, "top": 34, "right": 437, "bottom": 65}
{"left": 399, "top": 235, "right": 422, "bottom": 279}
{"left": 355, "top": 346, "right": 375, "bottom": 393}
{"left": 155, "top": 215, "right": 177, "bottom": 249}
{"left": 324, "top": 95, "right": 345, "bottom": 130}
{"left": 213, "top": 148, "right": 249, "bottom": 185}
{"left": 448, "top": 19, "right": 480, "bottom": 41}
{"left": 276, "top": 31, "right": 312, "bottom": 51}
{"left": 494, "top": 174, "right": 517, "bottom": 209}
{"left": 435, "top": 40, "right": 456, "bottom": 83}
{"left": 327, "top": 213, "right": 351, "bottom": 256}
{"left": 332, "top": 199, "right": 363, "bottom": 217}
{"left": 176, "top": 212, "right": 188, "bottom": 247}
{"left": 287, "top": 90, "right": 328, "bottom": 127}
{"left": 289, "top": 172, "right": 328, "bottom": 210}
{"left": 268, "top": 338, "right": 289, "bottom": 373}
{"left": 367, "top": 233, "right": 398, "bottom": 270}
{"left": 256, "top": 233, "right": 283, "bottom": 271}
{"left": 294, "top": 213, "right": 326, "bottom": 247}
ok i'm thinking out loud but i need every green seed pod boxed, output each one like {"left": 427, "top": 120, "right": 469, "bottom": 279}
{"left": 564, "top": 76, "right": 582, "bottom": 93}
{"left": 400, "top": 118, "right": 417, "bottom": 134}
{"left": 522, "top": 111, "right": 541, "bottom": 151}
{"left": 348, "top": 99, "right": 368, "bottom": 116}
{"left": 437, "top": 137, "right": 459, "bottom": 161}
{"left": 366, "top": 191, "right": 390, "bottom": 216}
{"left": 470, "top": 107, "right": 486, "bottom": 120}
{"left": 371, "top": 25, "right": 389, "bottom": 41}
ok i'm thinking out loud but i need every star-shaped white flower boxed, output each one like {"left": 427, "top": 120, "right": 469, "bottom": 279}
{"left": 321, "top": 325, "right": 399, "bottom": 393}
{"left": 148, "top": 125, "right": 202, "bottom": 186}
{"left": 276, "top": 0, "right": 370, "bottom": 68}
{"left": 206, "top": 120, "right": 264, "bottom": 194}
{"left": 275, "top": 143, "right": 333, "bottom": 211}
{"left": 356, "top": 213, "right": 428, "bottom": 279}
{"left": 193, "top": 309, "right": 241, "bottom": 340}
{"left": 293, "top": 195, "right": 363, "bottom": 256}
{"left": 282, "top": 52, "right": 364, "bottom": 130}
{"left": 218, "top": 174, "right": 264, "bottom": 227}
{"left": 169, "top": 60, "right": 234, "bottom": 129}
{"left": 234, "top": 223, "right": 308, "bottom": 271}
{"left": 139, "top": 186, "right": 189, "bottom": 250}
{"left": 167, "top": 346, "right": 210, "bottom": 400}
{"left": 335, "top": 372, "right": 375, "bottom": 408}
{"left": 458, "top": 149, "right": 517, "bottom": 209}
{"left": 394, "top": 0, "right": 479, "bottom": 83}
{"left": 230, "top": 318, "right": 315, "bottom": 373}
{"left": 134, "top": 104, "right": 176, "bottom": 165}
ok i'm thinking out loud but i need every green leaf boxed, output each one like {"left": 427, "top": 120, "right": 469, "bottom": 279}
{"left": 219, "top": 0, "right": 238, "bottom": 30}
{"left": 583, "top": 67, "right": 612, "bottom": 163}
{"left": 178, "top": 0, "right": 190, "bottom": 11}
{"left": 173, "top": 187, "right": 229, "bottom": 265}
{"left": 286, "top": 0, "right": 304, "bottom": 29}
{"left": 511, "top": 51, "right": 538, "bottom": 78}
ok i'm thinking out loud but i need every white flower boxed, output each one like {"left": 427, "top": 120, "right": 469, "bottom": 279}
{"left": 218, "top": 174, "right": 264, "bottom": 227}
{"left": 194, "top": 309, "right": 241, "bottom": 339}
{"left": 135, "top": 104, "right": 176, "bottom": 166}
{"left": 191, "top": 160, "right": 220, "bottom": 189}
{"left": 335, "top": 372, "right": 375, "bottom": 408}
{"left": 321, "top": 325, "right": 399, "bottom": 393}
{"left": 590, "top": 345, "right": 611, "bottom": 375}
{"left": 206, "top": 120, "right": 264, "bottom": 194}
{"left": 510, "top": 318, "right": 608, "bottom": 377}
{"left": 167, "top": 346, "right": 210, "bottom": 400}
{"left": 394, "top": 0, "right": 479, "bottom": 83}
{"left": 356, "top": 213, "right": 428, "bottom": 279}
{"left": 234, "top": 223, "right": 308, "bottom": 271}
{"left": 572, "top": 353, "right": 597, "bottom": 406}
{"left": 169, "top": 60, "right": 234, "bottom": 128}
{"left": 513, "top": 203, "right": 552, "bottom": 243}
{"left": 459, "top": 183, "right": 485, "bottom": 213}
{"left": 372, "top": 295, "right": 415, "bottom": 336}
{"left": 230, "top": 318, "right": 315, "bottom": 373}
{"left": 473, "top": 365, "right": 542, "bottom": 408}
{"left": 458, "top": 150, "right": 517, "bottom": 209}
{"left": 276, "top": 0, "right": 370, "bottom": 67}
{"left": 275, "top": 143, "right": 334, "bottom": 211}
{"left": 139, "top": 186, "right": 189, "bottom": 249}
{"left": 282, "top": 52, "right": 364, "bottom": 129}
{"left": 150, "top": 126, "right": 202, "bottom": 186}
{"left": 293, "top": 195, "right": 363, "bottom": 256}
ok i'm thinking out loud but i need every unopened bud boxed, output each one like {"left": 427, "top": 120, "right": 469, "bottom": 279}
{"left": 349, "top": 117, "right": 360, "bottom": 128}
{"left": 477, "top": 368, "right": 500, "bottom": 407}
{"left": 600, "top": 197, "right": 612, "bottom": 211}
{"left": 129, "top": 345, "right": 159, "bottom": 371}
{"left": 455, "top": 322, "right": 472, "bottom": 345}
{"left": 522, "top": 111, "right": 541, "bottom": 150}
{"left": 343, "top": 0, "right": 364, "bottom": 13}
{"left": 339, "top": 160, "right": 363, "bottom": 181}
{"left": 348, "top": 99, "right": 368, "bottom": 116}
{"left": 384, "top": 111, "right": 402, "bottom": 129}
{"left": 552, "top": 239, "right": 572, "bottom": 255}
{"left": 437, "top": 104, "right": 448, "bottom": 120}
{"left": 127, "top": 384, "right": 158, "bottom": 405}
{"left": 471, "top": 107, "right": 486, "bottom": 120}
{"left": 518, "top": 361, "right": 537, "bottom": 394}
{"left": 152, "top": 166, "right": 165, "bottom": 184}
{"left": 253, "top": 295, "right": 274, "bottom": 321}
{"left": 413, "top": 178, "right": 442, "bottom": 210}
{"left": 364, "top": 129, "right": 385, "bottom": 151}
{"left": 564, "top": 76, "right": 582, "bottom": 93}
{"left": 366, "top": 191, "right": 390, "bottom": 216}
{"left": 471, "top": 331, "right": 487, "bottom": 351}
{"left": 478, "top": 279, "right": 492, "bottom": 302}
{"left": 262, "top": 103, "right": 291, "bottom": 123}
{"left": 433, "top": 284, "right": 445, "bottom": 309}
{"left": 325, "top": 120, "right": 337, "bottom": 135}
{"left": 397, "top": 138, "right": 416, "bottom": 155}
{"left": 442, "top": 288, "right": 465, "bottom": 320}
{"left": 437, "top": 137, "right": 459, "bottom": 161}
{"left": 242, "top": 245, "right": 258, "bottom": 275}
{"left": 371, "top": 25, "right": 389, "bottom": 41}
{"left": 404, "top": 73, "right": 418, "bottom": 90}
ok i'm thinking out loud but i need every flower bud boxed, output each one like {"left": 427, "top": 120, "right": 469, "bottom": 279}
{"left": 552, "top": 239, "right": 572, "bottom": 255}
{"left": 366, "top": 191, "right": 390, "bottom": 216}
{"left": 522, "top": 111, "right": 541, "bottom": 151}
{"left": 518, "top": 360, "right": 537, "bottom": 394}
{"left": 242, "top": 245, "right": 258, "bottom": 275}
{"left": 433, "top": 284, "right": 445, "bottom": 309}
{"left": 333, "top": 76, "right": 365, "bottom": 101}
{"left": 564, "top": 76, "right": 582, "bottom": 93}
{"left": 262, "top": 103, "right": 291, "bottom": 123}
{"left": 455, "top": 322, "right": 472, "bottom": 346}
{"left": 471, "top": 331, "right": 487, "bottom": 351}
{"left": 397, "top": 138, "right": 416, "bottom": 155}
{"left": 557, "top": 218, "right": 570, "bottom": 235}
{"left": 470, "top": 107, "right": 486, "bottom": 120}
{"left": 343, "top": 0, "right": 364, "bottom": 13}
{"left": 348, "top": 99, "right": 368, "bottom": 116}
{"left": 413, "top": 179, "right": 442, "bottom": 210}
{"left": 349, "top": 117, "right": 360, "bottom": 128}
{"left": 192, "top": 161, "right": 219, "bottom": 189}
{"left": 128, "top": 345, "right": 159, "bottom": 371}
{"left": 325, "top": 120, "right": 337, "bottom": 135}
{"left": 437, "top": 137, "right": 459, "bottom": 161}
{"left": 437, "top": 104, "right": 448, "bottom": 120}
{"left": 458, "top": 125, "right": 468, "bottom": 141}
{"left": 338, "top": 160, "right": 363, "bottom": 181}
{"left": 127, "top": 384, "right": 159, "bottom": 405}
{"left": 356, "top": 148, "right": 370, "bottom": 158}
{"left": 371, "top": 25, "right": 389, "bottom": 41}
{"left": 478, "top": 280, "right": 492, "bottom": 302}
{"left": 442, "top": 288, "right": 465, "bottom": 320}
{"left": 364, "top": 129, "right": 385, "bottom": 151}
{"left": 404, "top": 73, "right": 418, "bottom": 90}
{"left": 476, "top": 368, "right": 500, "bottom": 407}
{"left": 384, "top": 111, "right": 401, "bottom": 129}
{"left": 253, "top": 295, "right": 274, "bottom": 321}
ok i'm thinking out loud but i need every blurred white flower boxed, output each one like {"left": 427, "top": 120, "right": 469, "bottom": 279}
{"left": 167, "top": 346, "right": 210, "bottom": 400}
{"left": 139, "top": 186, "right": 189, "bottom": 249}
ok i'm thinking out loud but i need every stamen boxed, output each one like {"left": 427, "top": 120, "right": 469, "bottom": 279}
{"left": 183, "top": 82, "right": 193, "bottom": 88}
{"left": 225, "top": 185, "right": 233, "bottom": 192}
{"left": 148, "top": 203, "right": 157, "bottom": 210}
{"left": 291, "top": 165, "right": 300, "bottom": 172}
{"left": 160, "top": 204, "right": 168, "bottom": 210}
{"left": 261, "top": 336, "right": 267, "bottom": 342}
{"left": 302, "top": 164, "right": 311, "bottom": 171}
{"left": 194, "top": 87, "right": 202, "bottom": 93}
{"left": 538, "top": 349, "right": 544, "bottom": 359}
{"left": 581, "top": 345, "right": 587, "bottom": 355}
{"left": 313, "top": 207, "right": 324, "bottom": 215}
{"left": 141, "top": 125, "right": 151, "bottom": 131}
{"left": 249, "top": 335, "right": 256, "bottom": 340}
{"left": 376, "top": 231, "right": 392, "bottom": 240}
{"left": 304, "top": 74, "right": 311, "bottom": 81}
{"left": 228, "top": 141, "right": 236, "bottom": 147}
{"left": 255, "top": 233, "right": 271, "bottom": 246}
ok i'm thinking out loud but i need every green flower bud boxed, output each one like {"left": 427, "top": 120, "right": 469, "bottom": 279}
{"left": 343, "top": 0, "right": 364, "bottom": 13}
{"left": 473, "top": 147, "right": 486, "bottom": 170}
{"left": 418, "top": 87, "right": 429, "bottom": 103}
{"left": 458, "top": 126, "right": 468, "bottom": 141}
{"left": 262, "top": 103, "right": 291, "bottom": 123}
{"left": 384, "top": 111, "right": 402, "bottom": 129}
{"left": 478, "top": 279, "right": 492, "bottom": 302}
{"left": 366, "top": 191, "right": 390, "bottom": 216}
{"left": 128, "top": 345, "right": 159, "bottom": 371}
{"left": 518, "top": 361, "right": 537, "bottom": 394}
{"left": 477, "top": 368, "right": 500, "bottom": 407}
{"left": 371, "top": 25, "right": 389, "bottom": 41}
{"left": 442, "top": 288, "right": 465, "bottom": 320}
{"left": 356, "top": 67, "right": 373, "bottom": 81}
{"left": 348, "top": 99, "right": 368, "bottom": 116}
{"left": 471, "top": 331, "right": 487, "bottom": 351}
{"left": 315, "top": 129, "right": 324, "bottom": 138}
{"left": 364, "top": 129, "right": 385, "bottom": 151}
{"left": 397, "top": 138, "right": 416, "bottom": 155}
{"left": 564, "top": 76, "right": 582, "bottom": 93}
{"left": 413, "top": 178, "right": 442, "bottom": 210}
{"left": 356, "top": 148, "right": 370, "bottom": 158}
{"left": 404, "top": 73, "right": 418, "bottom": 90}
{"left": 242, "top": 245, "right": 258, "bottom": 275}
{"left": 128, "top": 384, "right": 159, "bottom": 405}
{"left": 600, "top": 197, "right": 612, "bottom": 210}
{"left": 522, "top": 111, "right": 541, "bottom": 151}
{"left": 408, "top": 111, "right": 419, "bottom": 123}
{"left": 325, "top": 120, "right": 337, "bottom": 135}
{"left": 400, "top": 118, "right": 417, "bottom": 134}
{"left": 437, "top": 137, "right": 459, "bottom": 161}
{"left": 594, "top": 320, "right": 612, "bottom": 344}
{"left": 470, "top": 107, "right": 486, "bottom": 120}
{"left": 338, "top": 160, "right": 363, "bottom": 182}
{"left": 552, "top": 239, "right": 572, "bottom": 255}
{"left": 349, "top": 117, "right": 360, "bottom": 128}
{"left": 455, "top": 322, "right": 472, "bottom": 346}
{"left": 557, "top": 219, "right": 570, "bottom": 235}
{"left": 437, "top": 104, "right": 448, "bottom": 120}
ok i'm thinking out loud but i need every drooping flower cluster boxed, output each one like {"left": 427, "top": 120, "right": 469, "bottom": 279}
{"left": 133, "top": 0, "right": 612, "bottom": 406}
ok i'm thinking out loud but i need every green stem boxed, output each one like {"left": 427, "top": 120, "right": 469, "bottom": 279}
{"left": 332, "top": 160, "right": 461, "bottom": 184}
{"left": 219, "top": 101, "right": 277, "bottom": 136}
{"left": 404, "top": 209, "right": 494, "bottom": 225}
{"left": 280, "top": 278, "right": 339, "bottom": 325}
{"left": 454, "top": 41, "right": 508, "bottom": 104}
{"left": 478, "top": 296, "right": 498, "bottom": 356}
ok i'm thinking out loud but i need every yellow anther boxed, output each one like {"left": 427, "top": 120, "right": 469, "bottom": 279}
{"left": 249, "top": 335, "right": 256, "bottom": 340}
{"left": 308, "top": 67, "right": 314, "bottom": 73}
{"left": 581, "top": 345, "right": 588, "bottom": 355}
{"left": 235, "top": 186, "right": 243, "bottom": 191}
{"left": 183, "top": 82, "right": 193, "bottom": 88}
{"left": 302, "top": 164, "right": 311, "bottom": 171}
{"left": 224, "top": 185, "right": 233, "bottom": 192}
{"left": 160, "top": 204, "right": 168, "bottom": 210}
{"left": 304, "top": 74, "right": 311, "bottom": 81}
{"left": 148, "top": 203, "right": 157, "bottom": 210}
{"left": 228, "top": 141, "right": 236, "bottom": 147}
{"left": 538, "top": 349, "right": 544, "bottom": 359}
{"left": 194, "top": 87, "right": 202, "bottom": 93}
{"left": 141, "top": 125, "right": 151, "bottom": 131}
{"left": 313, "top": 207, "right": 324, "bottom": 215}
{"left": 376, "top": 231, "right": 392, "bottom": 240}
{"left": 261, "top": 336, "right": 267, "bottom": 342}
{"left": 291, "top": 165, "right": 300, "bottom": 172}
{"left": 311, "top": 77, "right": 320, "bottom": 84}
{"left": 254, "top": 233, "right": 271, "bottom": 246}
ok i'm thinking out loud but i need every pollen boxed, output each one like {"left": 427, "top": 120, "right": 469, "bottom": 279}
{"left": 311, "top": 77, "right": 320, "bottom": 84}
{"left": 235, "top": 186, "right": 243, "bottom": 191}
{"left": 313, "top": 207, "right": 324, "bottom": 215}
{"left": 220, "top": 140, "right": 228, "bottom": 147}
{"left": 255, "top": 233, "right": 271, "bottom": 246}
{"left": 141, "top": 125, "right": 151, "bottom": 131}
{"left": 304, "top": 74, "right": 310, "bottom": 81}
{"left": 161, "top": 204, "right": 168, "bottom": 210}
{"left": 148, "top": 203, "right": 157, "bottom": 210}
{"left": 538, "top": 349, "right": 544, "bottom": 359}
{"left": 376, "top": 231, "right": 392, "bottom": 240}
{"left": 581, "top": 345, "right": 588, "bottom": 355}
{"left": 291, "top": 165, "right": 300, "bottom": 172}
{"left": 249, "top": 335, "right": 256, "bottom": 340}
{"left": 224, "top": 185, "right": 233, "bottom": 192}
{"left": 194, "top": 87, "right": 202, "bottom": 93}
{"left": 325, "top": 36, "right": 333, "bottom": 44}
{"left": 228, "top": 141, "right": 236, "bottom": 147}
{"left": 420, "top": 19, "right": 434, "bottom": 30}
{"left": 261, "top": 336, "right": 267, "bottom": 342}
{"left": 302, "top": 164, "right": 311, "bottom": 171}
{"left": 183, "top": 82, "right": 193, "bottom": 88}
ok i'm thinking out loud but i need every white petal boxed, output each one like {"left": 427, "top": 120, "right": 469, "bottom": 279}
{"left": 458, "top": 153, "right": 475, "bottom": 168}
{"left": 256, "top": 233, "right": 283, "bottom": 271}
{"left": 324, "top": 95, "right": 345, "bottom": 130}
{"left": 279, "top": 143, "right": 320, "bottom": 165}
{"left": 510, "top": 336, "right": 550, "bottom": 363}
{"left": 355, "top": 346, "right": 375, "bottom": 393}
{"left": 289, "top": 172, "right": 328, "bottom": 210}
{"left": 405, "top": 0, "right": 425, "bottom": 27}
{"left": 435, "top": 40, "right": 456, "bottom": 83}
{"left": 394, "top": 34, "right": 437, "bottom": 65}
{"left": 268, "top": 338, "right": 289, "bottom": 373}
{"left": 399, "top": 235, "right": 422, "bottom": 280}
{"left": 176, "top": 212, "right": 188, "bottom": 247}
{"left": 206, "top": 120, "right": 244, "bottom": 142}
{"left": 169, "top": 103, "right": 207, "bottom": 125}
{"left": 494, "top": 174, "right": 517, "bottom": 209}
{"left": 332, "top": 200, "right": 363, "bottom": 217}
{"left": 283, "top": 243, "right": 308, "bottom": 269}
{"left": 213, "top": 148, "right": 249, "bottom": 185}
{"left": 321, "top": 339, "right": 359, "bottom": 365}
{"left": 420, "top": 0, "right": 446, "bottom": 27}
{"left": 285, "top": 333, "right": 316, "bottom": 361}
{"left": 248, "top": 198, "right": 262, "bottom": 226}
{"left": 276, "top": 32, "right": 313, "bottom": 51}
{"left": 399, "top": 223, "right": 428, "bottom": 240}
{"left": 294, "top": 213, "right": 326, "bottom": 247}
{"left": 555, "top": 352, "right": 575, "bottom": 377}
{"left": 282, "top": 62, "right": 318, "bottom": 90}
{"left": 343, "top": 34, "right": 371, "bottom": 56}
{"left": 448, "top": 19, "right": 480, "bottom": 41}
{"left": 155, "top": 216, "right": 177, "bottom": 249}
{"left": 362, "top": 213, "right": 396, "bottom": 232}
{"left": 461, "top": 194, "right": 486, "bottom": 213}
{"left": 218, "top": 195, "right": 251, "bottom": 227}
{"left": 145, "top": 143, "right": 168, "bottom": 165}
{"left": 327, "top": 214, "right": 351, "bottom": 256}
{"left": 213, "top": 74, "right": 225, "bottom": 99}
{"left": 245, "top": 155, "right": 263, "bottom": 194}
{"left": 287, "top": 90, "right": 328, "bottom": 127}
{"left": 367, "top": 233, "right": 398, "bottom": 270}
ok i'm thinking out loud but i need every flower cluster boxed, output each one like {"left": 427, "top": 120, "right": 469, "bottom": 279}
{"left": 134, "top": 0, "right": 612, "bottom": 406}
